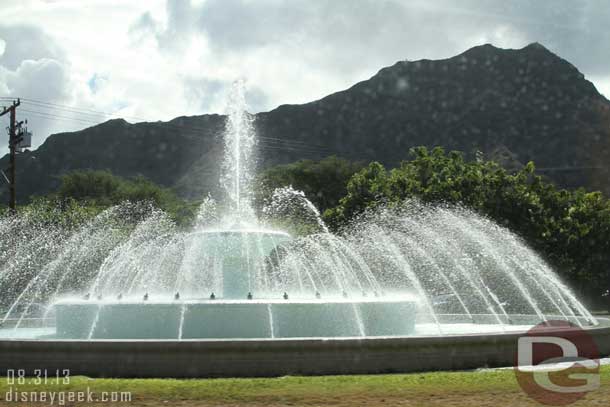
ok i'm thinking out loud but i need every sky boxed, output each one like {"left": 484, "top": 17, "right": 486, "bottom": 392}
{"left": 0, "top": 0, "right": 609, "bottom": 148}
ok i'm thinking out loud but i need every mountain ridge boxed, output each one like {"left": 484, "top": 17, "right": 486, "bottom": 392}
{"left": 3, "top": 42, "right": 609, "bottom": 202}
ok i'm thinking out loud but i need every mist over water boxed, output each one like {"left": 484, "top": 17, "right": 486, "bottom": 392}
{"left": 0, "top": 203, "right": 160, "bottom": 323}
{"left": 262, "top": 186, "right": 330, "bottom": 234}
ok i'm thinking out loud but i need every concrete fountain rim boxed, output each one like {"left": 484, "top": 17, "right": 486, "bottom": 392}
{"left": 2, "top": 316, "right": 607, "bottom": 343}
{"left": 2, "top": 317, "right": 607, "bottom": 377}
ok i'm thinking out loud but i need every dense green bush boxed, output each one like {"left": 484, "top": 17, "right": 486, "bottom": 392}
{"left": 256, "top": 156, "right": 364, "bottom": 212}
{"left": 325, "top": 147, "right": 610, "bottom": 305}
{"left": 53, "top": 170, "right": 198, "bottom": 226}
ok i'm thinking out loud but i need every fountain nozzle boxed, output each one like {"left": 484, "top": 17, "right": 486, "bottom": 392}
{"left": 143, "top": 293, "right": 149, "bottom": 301}
{"left": 210, "top": 292, "right": 216, "bottom": 300}
{"left": 247, "top": 292, "right": 253, "bottom": 300}
{"left": 283, "top": 292, "right": 289, "bottom": 300}
{"left": 174, "top": 292, "right": 180, "bottom": 300}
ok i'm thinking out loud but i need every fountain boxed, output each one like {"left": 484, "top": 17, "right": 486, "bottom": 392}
{"left": 47, "top": 79, "right": 418, "bottom": 340}
{"left": 0, "top": 80, "right": 608, "bottom": 377}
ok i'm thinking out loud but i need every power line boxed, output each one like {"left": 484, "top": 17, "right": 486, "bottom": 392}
{"left": 10, "top": 97, "right": 609, "bottom": 169}
{"left": 18, "top": 109, "right": 104, "bottom": 126}
{"left": 2, "top": 96, "right": 338, "bottom": 150}
{"left": 3, "top": 97, "right": 380, "bottom": 160}
{"left": 15, "top": 106, "right": 358, "bottom": 157}
{"left": 6, "top": 98, "right": 606, "bottom": 171}
{"left": 1, "top": 97, "right": 138, "bottom": 121}
{"left": 5, "top": 100, "right": 350, "bottom": 157}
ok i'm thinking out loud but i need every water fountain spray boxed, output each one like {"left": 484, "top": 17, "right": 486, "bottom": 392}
{"left": 220, "top": 79, "right": 256, "bottom": 224}
{"left": 0, "top": 81, "right": 598, "bottom": 341}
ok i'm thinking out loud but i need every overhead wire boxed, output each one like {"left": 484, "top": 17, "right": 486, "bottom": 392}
{"left": 2, "top": 96, "right": 339, "bottom": 150}
{"left": 0, "top": 97, "right": 342, "bottom": 152}
{"left": 2, "top": 98, "right": 365, "bottom": 158}
{"left": 2, "top": 97, "right": 607, "bottom": 168}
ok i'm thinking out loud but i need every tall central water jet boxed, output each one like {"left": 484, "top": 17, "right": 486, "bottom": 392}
{"left": 212, "top": 80, "right": 292, "bottom": 299}
{"left": 220, "top": 80, "right": 256, "bottom": 222}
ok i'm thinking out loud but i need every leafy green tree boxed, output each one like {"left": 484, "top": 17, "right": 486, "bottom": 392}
{"left": 1, "top": 196, "right": 100, "bottom": 230}
{"left": 256, "top": 156, "right": 364, "bottom": 212}
{"left": 325, "top": 147, "right": 610, "bottom": 307}
{"left": 54, "top": 170, "right": 198, "bottom": 226}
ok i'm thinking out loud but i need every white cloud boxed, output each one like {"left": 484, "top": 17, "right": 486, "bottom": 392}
{"left": 0, "top": 24, "right": 74, "bottom": 147}
{"left": 133, "top": 0, "right": 610, "bottom": 110}
{"left": 0, "top": 24, "right": 66, "bottom": 70}
{"left": 1, "top": 58, "right": 70, "bottom": 100}
{"left": 0, "top": 0, "right": 608, "bottom": 150}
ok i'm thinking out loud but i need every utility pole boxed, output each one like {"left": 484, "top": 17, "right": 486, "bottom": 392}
{"left": 0, "top": 99, "right": 21, "bottom": 212}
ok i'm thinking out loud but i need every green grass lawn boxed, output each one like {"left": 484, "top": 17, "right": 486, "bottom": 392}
{"left": 1, "top": 366, "right": 608, "bottom": 406}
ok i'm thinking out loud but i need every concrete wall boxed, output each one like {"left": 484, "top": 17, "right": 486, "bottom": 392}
{"left": 1, "top": 321, "right": 609, "bottom": 378}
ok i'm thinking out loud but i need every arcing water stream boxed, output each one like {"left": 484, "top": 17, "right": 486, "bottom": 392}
{"left": 0, "top": 81, "right": 596, "bottom": 339}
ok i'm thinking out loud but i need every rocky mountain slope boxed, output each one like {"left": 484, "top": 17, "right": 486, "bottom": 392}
{"left": 3, "top": 42, "right": 609, "bottom": 202}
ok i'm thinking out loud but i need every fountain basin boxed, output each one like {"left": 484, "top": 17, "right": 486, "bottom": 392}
{"left": 1, "top": 317, "right": 608, "bottom": 378}
{"left": 54, "top": 298, "right": 418, "bottom": 339}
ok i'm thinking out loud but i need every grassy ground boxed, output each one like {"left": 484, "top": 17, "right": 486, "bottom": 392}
{"left": 0, "top": 366, "right": 609, "bottom": 406}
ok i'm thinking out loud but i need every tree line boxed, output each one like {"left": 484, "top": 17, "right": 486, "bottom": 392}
{"left": 4, "top": 149, "right": 609, "bottom": 309}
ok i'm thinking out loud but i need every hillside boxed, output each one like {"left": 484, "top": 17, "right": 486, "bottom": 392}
{"left": 3, "top": 42, "right": 610, "bottom": 202}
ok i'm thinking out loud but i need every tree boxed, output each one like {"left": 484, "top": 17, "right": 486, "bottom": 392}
{"left": 325, "top": 147, "right": 610, "bottom": 307}
{"left": 256, "top": 156, "right": 364, "bottom": 212}
{"left": 53, "top": 170, "right": 198, "bottom": 225}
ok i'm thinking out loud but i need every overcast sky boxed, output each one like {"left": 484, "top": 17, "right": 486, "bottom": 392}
{"left": 0, "top": 0, "right": 609, "bottom": 148}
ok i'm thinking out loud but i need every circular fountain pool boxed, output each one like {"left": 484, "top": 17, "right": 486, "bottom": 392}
{"left": 2, "top": 214, "right": 598, "bottom": 343}
{"left": 1, "top": 81, "right": 606, "bottom": 377}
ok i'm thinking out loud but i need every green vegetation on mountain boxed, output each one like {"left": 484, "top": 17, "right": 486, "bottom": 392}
{"left": 2, "top": 43, "right": 609, "bottom": 205}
